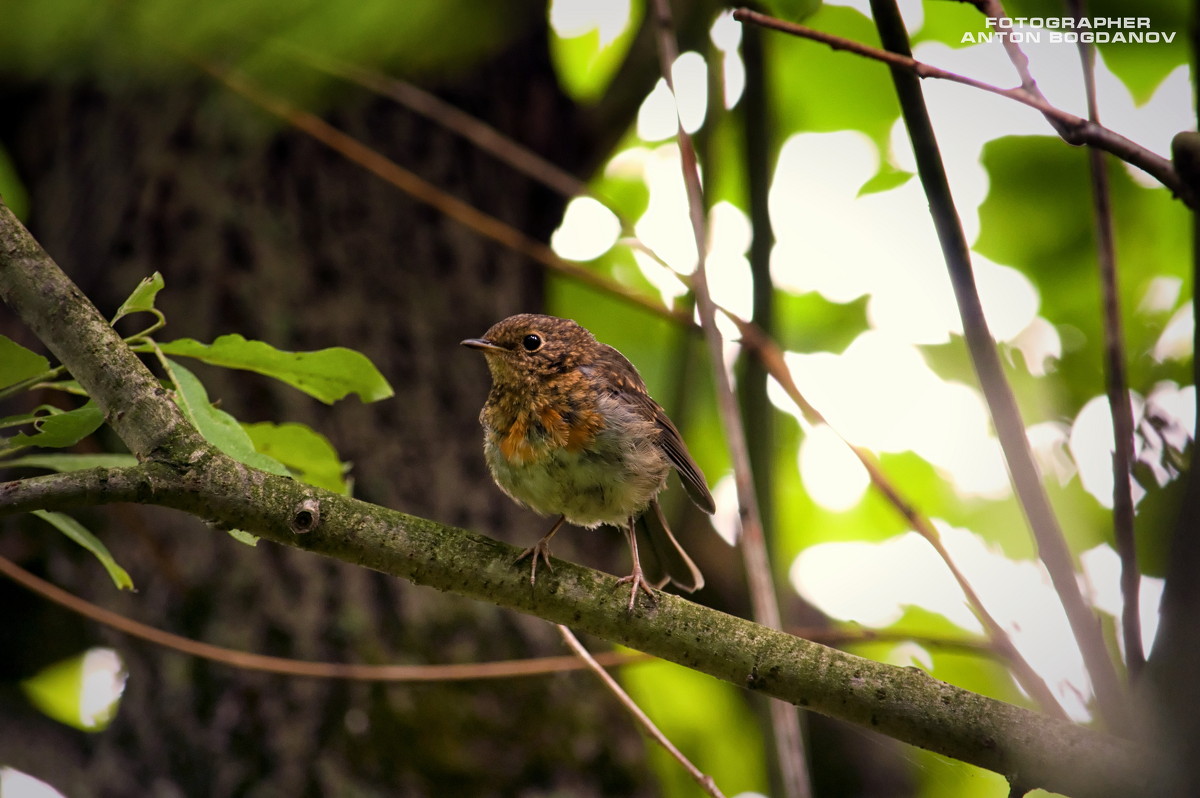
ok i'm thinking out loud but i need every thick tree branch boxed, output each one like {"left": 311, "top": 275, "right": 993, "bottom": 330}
{"left": 0, "top": 461, "right": 1151, "bottom": 798}
{"left": 0, "top": 204, "right": 204, "bottom": 460}
{"left": 0, "top": 200, "right": 1157, "bottom": 796}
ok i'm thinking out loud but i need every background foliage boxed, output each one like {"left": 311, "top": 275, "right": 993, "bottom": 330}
{"left": 0, "top": 0, "right": 1193, "bottom": 796}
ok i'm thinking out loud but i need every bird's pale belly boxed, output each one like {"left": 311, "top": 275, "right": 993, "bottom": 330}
{"left": 485, "top": 425, "right": 669, "bottom": 527}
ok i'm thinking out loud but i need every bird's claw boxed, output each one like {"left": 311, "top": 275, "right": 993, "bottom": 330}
{"left": 615, "top": 569, "right": 658, "bottom": 612}
{"left": 514, "top": 540, "right": 554, "bottom": 586}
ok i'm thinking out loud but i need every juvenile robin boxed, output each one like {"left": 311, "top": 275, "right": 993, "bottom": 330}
{"left": 462, "top": 313, "right": 715, "bottom": 611}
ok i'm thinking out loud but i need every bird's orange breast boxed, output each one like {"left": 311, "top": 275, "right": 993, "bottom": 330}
{"left": 494, "top": 403, "right": 605, "bottom": 466}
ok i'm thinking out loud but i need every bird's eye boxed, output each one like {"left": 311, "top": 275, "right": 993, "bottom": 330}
{"left": 522, "top": 334, "right": 543, "bottom": 352}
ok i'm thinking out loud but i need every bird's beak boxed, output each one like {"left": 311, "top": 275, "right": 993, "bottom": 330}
{"left": 461, "top": 337, "right": 505, "bottom": 353}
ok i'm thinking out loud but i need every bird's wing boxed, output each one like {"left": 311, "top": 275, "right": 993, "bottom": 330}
{"left": 600, "top": 345, "right": 716, "bottom": 515}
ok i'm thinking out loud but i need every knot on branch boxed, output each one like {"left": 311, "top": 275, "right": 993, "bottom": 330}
{"left": 290, "top": 497, "right": 321, "bottom": 534}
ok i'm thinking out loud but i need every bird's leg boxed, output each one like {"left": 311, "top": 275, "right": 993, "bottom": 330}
{"left": 514, "top": 515, "right": 566, "bottom": 586}
{"left": 615, "top": 518, "right": 657, "bottom": 612}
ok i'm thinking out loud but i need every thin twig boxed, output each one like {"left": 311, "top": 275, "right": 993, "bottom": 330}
{"left": 285, "top": 47, "right": 590, "bottom": 200}
{"left": 731, "top": 8, "right": 1191, "bottom": 207}
{"left": 0, "top": 553, "right": 645, "bottom": 681}
{"left": 963, "top": 0, "right": 1075, "bottom": 140}
{"left": 862, "top": 0, "right": 1129, "bottom": 729}
{"left": 733, "top": 319, "right": 1068, "bottom": 719}
{"left": 1067, "top": 0, "right": 1143, "bottom": 679}
{"left": 196, "top": 60, "right": 688, "bottom": 328}
{"left": 648, "top": 1, "right": 812, "bottom": 796}
{"left": 557, "top": 625, "right": 727, "bottom": 798}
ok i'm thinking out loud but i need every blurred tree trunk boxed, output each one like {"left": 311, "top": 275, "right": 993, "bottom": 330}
{"left": 0, "top": 19, "right": 660, "bottom": 798}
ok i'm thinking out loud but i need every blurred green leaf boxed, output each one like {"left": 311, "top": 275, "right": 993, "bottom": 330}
{"left": 33, "top": 510, "right": 134, "bottom": 591}
{"left": 158, "top": 334, "right": 394, "bottom": 404}
{"left": 593, "top": 147, "right": 653, "bottom": 225}
{"left": 548, "top": 0, "right": 641, "bottom": 103}
{"left": 761, "top": 0, "right": 821, "bottom": 21}
{"left": 0, "top": 143, "right": 31, "bottom": 220}
{"left": 111, "top": 272, "right": 165, "bottom": 324}
{"left": 20, "top": 649, "right": 123, "bottom": 732}
{"left": 166, "top": 358, "right": 291, "bottom": 476}
{"left": 976, "top": 136, "right": 1189, "bottom": 415}
{"left": 243, "top": 421, "right": 349, "bottom": 494}
{"left": 857, "top": 167, "right": 914, "bottom": 197}
{"left": 0, "top": 0, "right": 530, "bottom": 103}
{"left": 620, "top": 658, "right": 768, "bottom": 797}
{"left": 914, "top": 1, "right": 996, "bottom": 49}
{"left": 0, "top": 453, "right": 138, "bottom": 471}
{"left": 227, "top": 529, "right": 261, "bottom": 547}
{"left": 7, "top": 403, "right": 104, "bottom": 449}
{"left": 0, "top": 335, "right": 50, "bottom": 389}
{"left": 768, "top": 4, "right": 902, "bottom": 153}
{"left": 775, "top": 291, "right": 869, "bottom": 354}
{"left": 21, "top": 653, "right": 91, "bottom": 730}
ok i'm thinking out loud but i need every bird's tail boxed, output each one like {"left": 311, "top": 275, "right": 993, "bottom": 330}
{"left": 635, "top": 498, "right": 704, "bottom": 592}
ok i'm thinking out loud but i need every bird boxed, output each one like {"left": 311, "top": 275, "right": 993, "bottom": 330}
{"left": 462, "top": 313, "right": 715, "bottom": 611}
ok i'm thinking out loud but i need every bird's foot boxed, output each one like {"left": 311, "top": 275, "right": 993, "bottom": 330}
{"left": 615, "top": 567, "right": 658, "bottom": 612}
{"left": 514, "top": 539, "right": 554, "bottom": 586}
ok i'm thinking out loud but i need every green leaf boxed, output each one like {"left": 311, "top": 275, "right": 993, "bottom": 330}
{"left": 760, "top": 0, "right": 820, "bottom": 20}
{"left": 548, "top": 0, "right": 641, "bottom": 103}
{"left": 166, "top": 358, "right": 291, "bottom": 476}
{"left": 622, "top": 656, "right": 769, "bottom": 795}
{"left": 769, "top": 4, "right": 902, "bottom": 154}
{"left": 226, "top": 529, "right": 261, "bottom": 547}
{"left": 0, "top": 334, "right": 50, "bottom": 389}
{"left": 592, "top": 148, "right": 652, "bottom": 225}
{"left": 111, "top": 272, "right": 165, "bottom": 324}
{"left": 775, "top": 291, "right": 870, "bottom": 354}
{"left": 976, "top": 135, "right": 1190, "bottom": 412}
{"left": 7, "top": 402, "right": 104, "bottom": 449}
{"left": 20, "top": 649, "right": 123, "bottom": 732}
{"left": 1, "top": 409, "right": 44, "bottom": 429}
{"left": 33, "top": 510, "right": 134, "bottom": 591}
{"left": 914, "top": 0, "right": 998, "bottom": 50}
{"left": 243, "top": 421, "right": 349, "bottom": 494}
{"left": 0, "top": 142, "right": 31, "bottom": 220}
{"left": 857, "top": 166, "right": 914, "bottom": 197}
{"left": 0, "top": 453, "right": 138, "bottom": 471}
{"left": 158, "top": 334, "right": 394, "bottom": 405}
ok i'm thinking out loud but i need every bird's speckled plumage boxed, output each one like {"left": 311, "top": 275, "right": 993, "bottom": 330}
{"left": 462, "top": 313, "right": 713, "bottom": 606}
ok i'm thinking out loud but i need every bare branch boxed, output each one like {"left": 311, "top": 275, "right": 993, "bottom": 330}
{"left": 732, "top": 7, "right": 1192, "bottom": 207}
{"left": 648, "top": 0, "right": 812, "bottom": 795}
{"left": 859, "top": 0, "right": 1131, "bottom": 728}
{"left": 1065, "top": 0, "right": 1143, "bottom": 679}
{"left": 558, "top": 626, "right": 726, "bottom": 798}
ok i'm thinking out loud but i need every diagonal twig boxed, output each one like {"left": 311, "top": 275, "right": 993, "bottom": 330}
{"left": 733, "top": 319, "right": 1068, "bottom": 719}
{"left": 1066, "top": 0, "right": 1143, "bottom": 679}
{"left": 0, "top": 553, "right": 645, "bottom": 680}
{"left": 557, "top": 625, "right": 727, "bottom": 798}
{"left": 195, "top": 60, "right": 688, "bottom": 327}
{"left": 961, "top": 0, "right": 1075, "bottom": 141}
{"left": 647, "top": 1, "right": 812, "bottom": 796}
{"left": 861, "top": 0, "right": 1130, "bottom": 729}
